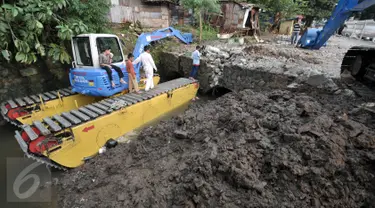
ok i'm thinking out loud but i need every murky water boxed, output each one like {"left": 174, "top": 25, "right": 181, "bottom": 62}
{"left": 0, "top": 124, "right": 58, "bottom": 208}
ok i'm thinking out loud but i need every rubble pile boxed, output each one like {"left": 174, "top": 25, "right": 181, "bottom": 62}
{"left": 58, "top": 88, "right": 375, "bottom": 208}
{"left": 192, "top": 36, "right": 350, "bottom": 93}
{"left": 159, "top": 36, "right": 353, "bottom": 93}
{"left": 200, "top": 45, "right": 230, "bottom": 88}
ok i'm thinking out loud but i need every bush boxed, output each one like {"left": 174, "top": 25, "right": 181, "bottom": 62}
{"left": 0, "top": 0, "right": 110, "bottom": 64}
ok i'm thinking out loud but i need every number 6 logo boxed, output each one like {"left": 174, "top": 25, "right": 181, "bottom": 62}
{"left": 13, "top": 162, "right": 41, "bottom": 199}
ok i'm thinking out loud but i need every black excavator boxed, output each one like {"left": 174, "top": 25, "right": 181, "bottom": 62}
{"left": 341, "top": 47, "right": 375, "bottom": 84}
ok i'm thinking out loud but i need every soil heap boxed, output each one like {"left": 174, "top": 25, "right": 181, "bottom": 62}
{"left": 58, "top": 89, "right": 375, "bottom": 208}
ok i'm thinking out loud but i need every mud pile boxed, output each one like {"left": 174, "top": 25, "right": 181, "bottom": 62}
{"left": 58, "top": 89, "right": 375, "bottom": 208}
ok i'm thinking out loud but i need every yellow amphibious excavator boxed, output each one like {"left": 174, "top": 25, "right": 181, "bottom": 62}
{"left": 1, "top": 28, "right": 199, "bottom": 169}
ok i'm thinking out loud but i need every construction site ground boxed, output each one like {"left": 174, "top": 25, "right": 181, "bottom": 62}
{"left": 57, "top": 35, "right": 375, "bottom": 208}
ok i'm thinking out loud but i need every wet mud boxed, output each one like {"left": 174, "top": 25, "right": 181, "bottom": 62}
{"left": 58, "top": 86, "right": 375, "bottom": 208}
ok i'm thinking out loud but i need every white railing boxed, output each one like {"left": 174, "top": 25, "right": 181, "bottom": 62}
{"left": 342, "top": 19, "right": 375, "bottom": 41}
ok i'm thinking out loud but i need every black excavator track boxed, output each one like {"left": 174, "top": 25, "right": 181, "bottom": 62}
{"left": 341, "top": 46, "right": 375, "bottom": 100}
{"left": 1, "top": 87, "right": 78, "bottom": 127}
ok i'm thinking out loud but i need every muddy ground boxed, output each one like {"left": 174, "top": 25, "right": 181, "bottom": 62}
{"left": 58, "top": 89, "right": 375, "bottom": 208}
{"left": 57, "top": 36, "right": 375, "bottom": 208}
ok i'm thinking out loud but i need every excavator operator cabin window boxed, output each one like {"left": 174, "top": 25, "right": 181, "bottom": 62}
{"left": 96, "top": 37, "right": 123, "bottom": 63}
{"left": 72, "top": 37, "right": 93, "bottom": 66}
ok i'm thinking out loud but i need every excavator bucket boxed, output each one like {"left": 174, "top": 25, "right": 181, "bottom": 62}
{"left": 133, "top": 27, "right": 193, "bottom": 58}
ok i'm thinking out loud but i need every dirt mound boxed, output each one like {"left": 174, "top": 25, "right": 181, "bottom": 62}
{"left": 57, "top": 89, "right": 375, "bottom": 208}
{"left": 244, "top": 44, "right": 322, "bottom": 65}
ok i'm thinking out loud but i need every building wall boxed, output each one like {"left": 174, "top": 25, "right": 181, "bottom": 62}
{"left": 170, "top": 6, "right": 193, "bottom": 26}
{"left": 222, "top": 3, "right": 246, "bottom": 30}
{"left": 208, "top": 2, "right": 247, "bottom": 33}
{"left": 109, "top": 0, "right": 171, "bottom": 28}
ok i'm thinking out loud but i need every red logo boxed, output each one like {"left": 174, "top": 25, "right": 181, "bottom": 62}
{"left": 83, "top": 125, "right": 95, "bottom": 132}
{"left": 73, "top": 72, "right": 87, "bottom": 76}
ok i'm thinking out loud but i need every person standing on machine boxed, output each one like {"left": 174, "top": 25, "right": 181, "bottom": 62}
{"left": 126, "top": 53, "right": 140, "bottom": 93}
{"left": 99, "top": 47, "right": 126, "bottom": 88}
{"left": 133, "top": 45, "right": 157, "bottom": 91}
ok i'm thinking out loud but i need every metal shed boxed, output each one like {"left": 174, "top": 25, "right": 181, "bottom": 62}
{"left": 208, "top": 1, "right": 260, "bottom": 35}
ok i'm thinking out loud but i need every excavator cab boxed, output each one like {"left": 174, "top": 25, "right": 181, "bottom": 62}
{"left": 69, "top": 27, "right": 193, "bottom": 97}
{"left": 69, "top": 34, "right": 130, "bottom": 97}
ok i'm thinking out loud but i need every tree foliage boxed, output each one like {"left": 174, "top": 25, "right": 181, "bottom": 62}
{"left": 252, "top": 0, "right": 308, "bottom": 19}
{"left": 303, "top": 0, "right": 337, "bottom": 20}
{"left": 0, "top": 0, "right": 110, "bottom": 64}
{"left": 181, "top": 0, "right": 220, "bottom": 12}
{"left": 181, "top": 0, "right": 220, "bottom": 42}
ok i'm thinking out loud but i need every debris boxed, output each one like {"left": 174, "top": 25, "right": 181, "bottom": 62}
{"left": 287, "top": 83, "right": 300, "bottom": 88}
{"left": 98, "top": 146, "right": 106, "bottom": 154}
{"left": 173, "top": 130, "right": 189, "bottom": 140}
{"left": 306, "top": 74, "right": 330, "bottom": 86}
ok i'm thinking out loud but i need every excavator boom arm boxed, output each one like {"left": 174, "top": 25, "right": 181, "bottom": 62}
{"left": 305, "top": 0, "right": 375, "bottom": 49}
{"left": 132, "top": 27, "right": 192, "bottom": 74}
{"left": 351, "top": 0, "right": 375, "bottom": 11}
{"left": 133, "top": 27, "right": 192, "bottom": 58}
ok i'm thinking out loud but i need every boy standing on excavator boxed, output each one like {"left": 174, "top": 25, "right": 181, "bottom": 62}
{"left": 126, "top": 53, "right": 140, "bottom": 93}
{"left": 133, "top": 46, "right": 157, "bottom": 91}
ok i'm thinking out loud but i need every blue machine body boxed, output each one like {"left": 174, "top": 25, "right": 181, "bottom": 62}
{"left": 69, "top": 63, "right": 128, "bottom": 97}
{"left": 69, "top": 27, "right": 193, "bottom": 97}
{"left": 300, "top": 0, "right": 375, "bottom": 50}
{"left": 299, "top": 28, "right": 323, "bottom": 48}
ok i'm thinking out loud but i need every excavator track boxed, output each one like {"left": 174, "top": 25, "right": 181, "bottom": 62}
{"left": 1, "top": 87, "right": 78, "bottom": 127}
{"left": 1, "top": 76, "right": 160, "bottom": 128}
{"left": 0, "top": 86, "right": 80, "bottom": 170}
{"left": 12, "top": 78, "right": 198, "bottom": 170}
{"left": 341, "top": 46, "right": 375, "bottom": 74}
{"left": 341, "top": 46, "right": 375, "bottom": 99}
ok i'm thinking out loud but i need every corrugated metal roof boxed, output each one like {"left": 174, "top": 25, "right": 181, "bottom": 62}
{"left": 219, "top": 0, "right": 258, "bottom": 9}
{"left": 237, "top": 2, "right": 256, "bottom": 8}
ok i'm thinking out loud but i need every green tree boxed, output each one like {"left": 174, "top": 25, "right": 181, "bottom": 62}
{"left": 250, "top": 0, "right": 308, "bottom": 32}
{"left": 0, "top": 0, "right": 110, "bottom": 64}
{"left": 253, "top": 0, "right": 307, "bottom": 19}
{"left": 301, "top": 0, "right": 337, "bottom": 26}
{"left": 181, "top": 0, "right": 220, "bottom": 42}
